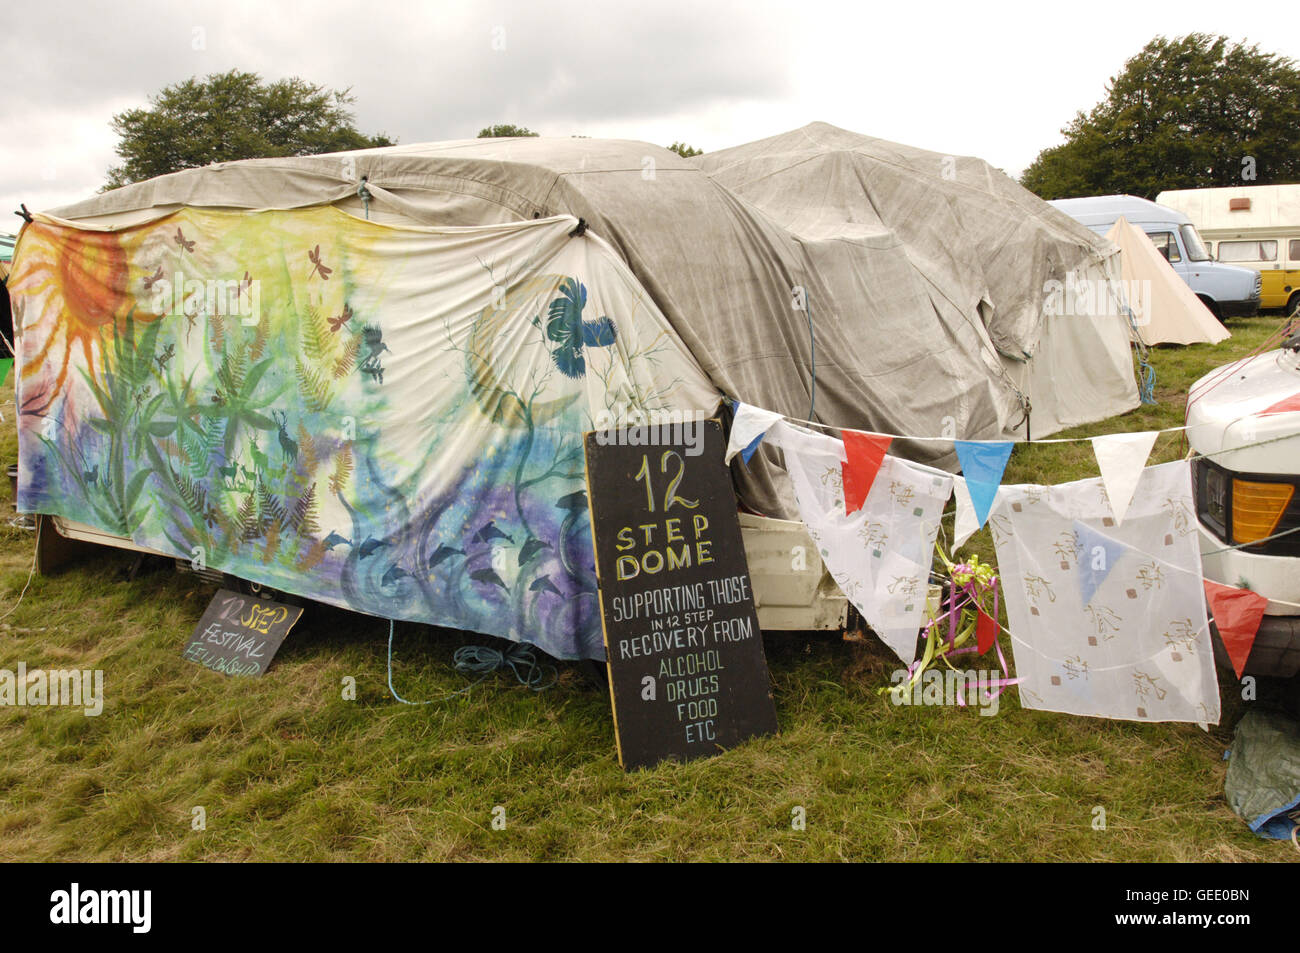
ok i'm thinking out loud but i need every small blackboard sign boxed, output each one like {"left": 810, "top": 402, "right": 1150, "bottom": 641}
{"left": 181, "top": 588, "right": 303, "bottom": 677}
{"left": 584, "top": 418, "right": 778, "bottom": 770}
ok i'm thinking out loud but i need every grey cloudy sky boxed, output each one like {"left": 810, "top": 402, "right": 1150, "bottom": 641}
{"left": 2, "top": 0, "right": 1297, "bottom": 224}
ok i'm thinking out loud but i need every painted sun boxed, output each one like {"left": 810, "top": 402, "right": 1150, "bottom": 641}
{"left": 8, "top": 221, "right": 156, "bottom": 416}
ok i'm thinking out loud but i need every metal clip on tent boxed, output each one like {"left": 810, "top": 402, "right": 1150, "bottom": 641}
{"left": 568, "top": 218, "right": 587, "bottom": 237}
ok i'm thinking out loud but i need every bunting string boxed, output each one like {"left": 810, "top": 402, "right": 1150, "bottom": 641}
{"left": 729, "top": 396, "right": 1299, "bottom": 724}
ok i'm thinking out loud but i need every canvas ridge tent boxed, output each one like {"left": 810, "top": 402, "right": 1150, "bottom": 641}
{"left": 695, "top": 124, "right": 1141, "bottom": 451}
{"left": 9, "top": 124, "right": 1141, "bottom": 660}
{"left": 1103, "top": 216, "right": 1230, "bottom": 347}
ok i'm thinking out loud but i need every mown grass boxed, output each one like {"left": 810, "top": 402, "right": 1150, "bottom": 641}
{"left": 0, "top": 316, "right": 1297, "bottom": 861}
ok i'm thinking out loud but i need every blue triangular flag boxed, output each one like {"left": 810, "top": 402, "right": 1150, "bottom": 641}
{"left": 725, "top": 402, "right": 783, "bottom": 465}
{"left": 953, "top": 440, "right": 1013, "bottom": 528}
{"left": 1074, "top": 521, "right": 1129, "bottom": 606}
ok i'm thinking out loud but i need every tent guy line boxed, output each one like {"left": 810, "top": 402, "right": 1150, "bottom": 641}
{"left": 728, "top": 395, "right": 1300, "bottom": 447}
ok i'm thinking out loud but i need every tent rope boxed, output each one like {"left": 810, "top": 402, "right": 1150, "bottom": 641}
{"left": 386, "top": 619, "right": 556, "bottom": 704}
{"left": 804, "top": 287, "right": 816, "bottom": 421}
{"left": 1099, "top": 271, "right": 1157, "bottom": 405}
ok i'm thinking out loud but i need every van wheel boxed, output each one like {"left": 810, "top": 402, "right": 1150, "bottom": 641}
{"left": 1288, "top": 291, "right": 1300, "bottom": 317}
{"left": 1197, "top": 295, "right": 1224, "bottom": 323}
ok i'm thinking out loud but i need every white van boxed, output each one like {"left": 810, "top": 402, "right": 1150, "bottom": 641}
{"left": 1187, "top": 334, "right": 1300, "bottom": 678}
{"left": 1158, "top": 185, "right": 1300, "bottom": 314}
{"left": 1050, "top": 195, "right": 1260, "bottom": 320}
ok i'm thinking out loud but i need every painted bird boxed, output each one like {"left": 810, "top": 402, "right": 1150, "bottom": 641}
{"left": 472, "top": 520, "right": 513, "bottom": 545}
{"left": 543, "top": 277, "right": 617, "bottom": 379}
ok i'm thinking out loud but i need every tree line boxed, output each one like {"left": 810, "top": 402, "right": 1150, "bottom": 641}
{"left": 103, "top": 34, "right": 1300, "bottom": 200}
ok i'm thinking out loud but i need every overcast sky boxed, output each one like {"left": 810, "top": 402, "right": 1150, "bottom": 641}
{"left": 2, "top": 0, "right": 1297, "bottom": 227}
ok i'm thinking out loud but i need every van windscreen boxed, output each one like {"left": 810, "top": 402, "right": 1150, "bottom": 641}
{"left": 1180, "top": 225, "right": 1211, "bottom": 262}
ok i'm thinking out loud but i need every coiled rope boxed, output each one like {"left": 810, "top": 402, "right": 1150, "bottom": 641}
{"left": 386, "top": 619, "right": 556, "bottom": 705}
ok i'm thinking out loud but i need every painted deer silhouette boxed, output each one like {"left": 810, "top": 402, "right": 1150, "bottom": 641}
{"left": 272, "top": 410, "right": 298, "bottom": 463}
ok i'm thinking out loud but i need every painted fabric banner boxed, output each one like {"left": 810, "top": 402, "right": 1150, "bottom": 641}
{"left": 10, "top": 208, "right": 718, "bottom": 660}
{"left": 989, "top": 461, "right": 1220, "bottom": 724}
{"left": 769, "top": 421, "right": 952, "bottom": 662}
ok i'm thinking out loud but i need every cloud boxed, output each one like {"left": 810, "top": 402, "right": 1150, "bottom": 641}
{"left": 1, "top": 0, "right": 1296, "bottom": 220}
{"left": 1, "top": 0, "right": 795, "bottom": 215}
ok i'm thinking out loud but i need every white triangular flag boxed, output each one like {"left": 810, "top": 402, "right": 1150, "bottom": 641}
{"left": 725, "top": 402, "right": 784, "bottom": 464}
{"left": 1090, "top": 431, "right": 1159, "bottom": 525}
{"left": 952, "top": 476, "right": 979, "bottom": 549}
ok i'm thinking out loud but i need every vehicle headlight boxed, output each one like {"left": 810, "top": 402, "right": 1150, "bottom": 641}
{"left": 1232, "top": 478, "right": 1295, "bottom": 543}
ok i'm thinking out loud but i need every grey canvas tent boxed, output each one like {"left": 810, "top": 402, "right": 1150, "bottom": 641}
{"left": 46, "top": 122, "right": 1139, "bottom": 518}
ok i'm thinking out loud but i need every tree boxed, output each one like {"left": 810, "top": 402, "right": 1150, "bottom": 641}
{"left": 667, "top": 142, "right": 703, "bottom": 158}
{"left": 478, "top": 124, "right": 539, "bottom": 138}
{"left": 106, "top": 71, "right": 394, "bottom": 189}
{"left": 1021, "top": 34, "right": 1300, "bottom": 200}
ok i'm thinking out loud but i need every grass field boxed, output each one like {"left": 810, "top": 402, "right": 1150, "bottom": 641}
{"left": 1, "top": 316, "right": 1297, "bottom": 862}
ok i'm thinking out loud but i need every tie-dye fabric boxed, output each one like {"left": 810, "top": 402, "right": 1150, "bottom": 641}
{"left": 9, "top": 209, "right": 718, "bottom": 660}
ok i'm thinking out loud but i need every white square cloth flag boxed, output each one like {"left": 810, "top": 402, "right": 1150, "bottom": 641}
{"left": 989, "top": 460, "right": 1220, "bottom": 724}
{"left": 769, "top": 421, "right": 953, "bottom": 663}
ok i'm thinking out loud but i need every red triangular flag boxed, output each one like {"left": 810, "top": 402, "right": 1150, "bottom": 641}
{"left": 1263, "top": 390, "right": 1300, "bottom": 416}
{"left": 1203, "top": 580, "right": 1269, "bottom": 679}
{"left": 841, "top": 431, "right": 892, "bottom": 514}
{"left": 976, "top": 606, "right": 998, "bottom": 655}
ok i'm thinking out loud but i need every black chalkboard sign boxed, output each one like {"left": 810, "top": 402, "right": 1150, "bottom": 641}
{"left": 181, "top": 588, "right": 303, "bottom": 677}
{"left": 584, "top": 418, "right": 778, "bottom": 770}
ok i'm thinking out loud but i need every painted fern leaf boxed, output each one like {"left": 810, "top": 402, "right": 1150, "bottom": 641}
{"left": 237, "top": 492, "right": 261, "bottom": 542}
{"left": 250, "top": 316, "right": 270, "bottom": 360}
{"left": 180, "top": 427, "right": 209, "bottom": 478}
{"left": 295, "top": 359, "right": 333, "bottom": 413}
{"left": 262, "top": 518, "right": 282, "bottom": 563}
{"left": 298, "top": 423, "right": 320, "bottom": 475}
{"left": 296, "top": 537, "right": 327, "bottom": 572}
{"left": 301, "top": 306, "right": 332, "bottom": 363}
{"left": 256, "top": 480, "right": 287, "bottom": 530}
{"left": 329, "top": 443, "right": 354, "bottom": 494}
{"left": 333, "top": 335, "right": 360, "bottom": 379}
{"left": 290, "top": 482, "right": 320, "bottom": 537}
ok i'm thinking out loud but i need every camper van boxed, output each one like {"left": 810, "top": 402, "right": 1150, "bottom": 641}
{"left": 1187, "top": 334, "right": 1300, "bottom": 678}
{"left": 1050, "top": 195, "right": 1260, "bottom": 320}
{"left": 1158, "top": 185, "right": 1300, "bottom": 314}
